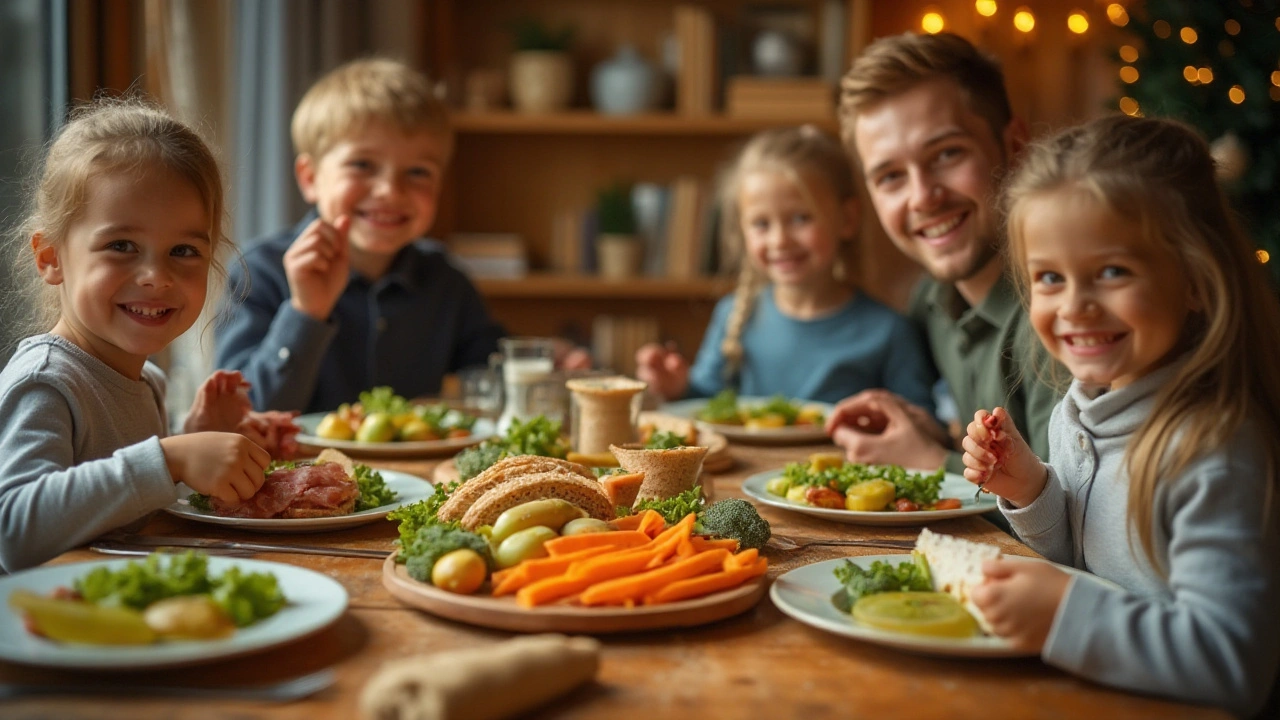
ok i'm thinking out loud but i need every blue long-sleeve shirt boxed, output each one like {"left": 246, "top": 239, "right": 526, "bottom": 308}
{"left": 215, "top": 213, "right": 505, "bottom": 413}
{"left": 685, "top": 288, "right": 937, "bottom": 410}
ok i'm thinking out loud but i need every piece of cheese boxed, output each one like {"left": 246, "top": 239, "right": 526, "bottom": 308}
{"left": 915, "top": 528, "right": 1002, "bottom": 633}
{"left": 600, "top": 472, "right": 645, "bottom": 509}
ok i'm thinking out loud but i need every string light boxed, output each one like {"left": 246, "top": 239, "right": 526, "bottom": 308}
{"left": 1198, "top": 67, "right": 1214, "bottom": 84}
{"left": 1119, "top": 45, "right": 1139, "bottom": 63}
{"left": 1068, "top": 11, "right": 1090, "bottom": 34}
{"left": 1120, "top": 66, "right": 1139, "bottom": 83}
{"left": 1106, "top": 4, "right": 1129, "bottom": 26}
{"left": 1230, "top": 85, "right": 1246, "bottom": 104}
{"left": 975, "top": 0, "right": 998, "bottom": 18}
{"left": 1180, "top": 27, "right": 1198, "bottom": 44}
{"left": 1119, "top": 97, "right": 1141, "bottom": 116}
{"left": 1225, "top": 19, "right": 1241, "bottom": 35}
{"left": 921, "top": 8, "right": 946, "bottom": 34}
{"left": 1014, "top": 7, "right": 1036, "bottom": 32}
{"left": 1258, "top": 250, "right": 1271, "bottom": 264}
{"left": 1184, "top": 65, "right": 1199, "bottom": 83}
{"left": 1154, "top": 20, "right": 1172, "bottom": 39}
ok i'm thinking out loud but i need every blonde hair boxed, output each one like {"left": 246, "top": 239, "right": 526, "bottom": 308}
{"left": 717, "top": 125, "right": 859, "bottom": 379}
{"left": 1004, "top": 115, "right": 1280, "bottom": 570}
{"left": 839, "top": 32, "right": 1012, "bottom": 154}
{"left": 291, "top": 57, "right": 453, "bottom": 161}
{"left": 7, "top": 97, "right": 228, "bottom": 337}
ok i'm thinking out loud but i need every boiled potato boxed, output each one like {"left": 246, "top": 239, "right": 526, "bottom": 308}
{"left": 845, "top": 479, "right": 896, "bottom": 512}
{"left": 494, "top": 526, "right": 558, "bottom": 569}
{"left": 808, "top": 453, "right": 845, "bottom": 473}
{"left": 561, "top": 518, "right": 612, "bottom": 536}
{"left": 143, "top": 595, "right": 235, "bottom": 640}
{"left": 745, "top": 414, "right": 788, "bottom": 430}
{"left": 431, "top": 549, "right": 487, "bottom": 594}
{"left": 764, "top": 475, "right": 793, "bottom": 497}
{"left": 315, "top": 413, "right": 355, "bottom": 441}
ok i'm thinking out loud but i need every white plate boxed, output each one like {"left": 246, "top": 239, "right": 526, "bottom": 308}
{"left": 165, "top": 469, "right": 433, "bottom": 534}
{"left": 0, "top": 555, "right": 348, "bottom": 670}
{"left": 771, "top": 555, "right": 1026, "bottom": 658}
{"left": 742, "top": 468, "right": 997, "bottom": 526}
{"left": 660, "top": 397, "right": 834, "bottom": 445}
{"left": 295, "top": 413, "right": 495, "bottom": 458}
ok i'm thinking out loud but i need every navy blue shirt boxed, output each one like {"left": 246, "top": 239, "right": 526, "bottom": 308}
{"left": 215, "top": 213, "right": 505, "bottom": 413}
{"left": 686, "top": 288, "right": 937, "bottom": 411}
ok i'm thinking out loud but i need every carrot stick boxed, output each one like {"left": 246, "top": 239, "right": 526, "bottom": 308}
{"left": 690, "top": 536, "right": 739, "bottom": 553}
{"left": 491, "top": 546, "right": 614, "bottom": 596}
{"left": 724, "top": 548, "right": 759, "bottom": 570}
{"left": 636, "top": 509, "right": 667, "bottom": 538}
{"left": 579, "top": 549, "right": 731, "bottom": 606}
{"left": 610, "top": 514, "right": 645, "bottom": 531}
{"left": 516, "top": 551, "right": 656, "bottom": 607}
{"left": 644, "top": 557, "right": 768, "bottom": 605}
{"left": 543, "top": 530, "right": 649, "bottom": 556}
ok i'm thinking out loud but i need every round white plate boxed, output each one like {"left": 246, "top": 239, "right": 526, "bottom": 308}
{"left": 165, "top": 469, "right": 433, "bottom": 534}
{"left": 659, "top": 397, "right": 834, "bottom": 445}
{"left": 0, "top": 555, "right": 348, "bottom": 670}
{"left": 742, "top": 468, "right": 997, "bottom": 526}
{"left": 771, "top": 555, "right": 1026, "bottom": 658}
{"left": 294, "top": 413, "right": 495, "bottom": 458}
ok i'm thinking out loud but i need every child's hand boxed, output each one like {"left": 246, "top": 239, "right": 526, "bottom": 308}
{"left": 826, "top": 390, "right": 950, "bottom": 470}
{"left": 160, "top": 432, "right": 272, "bottom": 505}
{"left": 284, "top": 214, "right": 351, "bottom": 321}
{"left": 634, "top": 342, "right": 688, "bottom": 401}
{"left": 183, "top": 370, "right": 251, "bottom": 434}
{"left": 970, "top": 558, "right": 1071, "bottom": 653}
{"left": 961, "top": 407, "right": 1046, "bottom": 507}
{"left": 237, "top": 411, "right": 302, "bottom": 460}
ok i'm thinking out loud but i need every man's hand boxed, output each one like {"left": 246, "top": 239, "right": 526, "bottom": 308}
{"left": 285, "top": 215, "right": 351, "bottom": 321}
{"left": 826, "top": 390, "right": 950, "bottom": 469}
{"left": 634, "top": 342, "right": 690, "bottom": 402}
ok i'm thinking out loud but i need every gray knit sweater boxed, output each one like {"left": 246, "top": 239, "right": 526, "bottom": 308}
{"left": 0, "top": 334, "right": 177, "bottom": 572}
{"left": 1002, "top": 360, "right": 1280, "bottom": 717}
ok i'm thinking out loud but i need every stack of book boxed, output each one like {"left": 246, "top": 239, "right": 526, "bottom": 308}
{"left": 447, "top": 233, "right": 528, "bottom": 278}
{"left": 592, "top": 315, "right": 661, "bottom": 377}
{"left": 676, "top": 4, "right": 717, "bottom": 115}
{"left": 725, "top": 76, "right": 835, "bottom": 121}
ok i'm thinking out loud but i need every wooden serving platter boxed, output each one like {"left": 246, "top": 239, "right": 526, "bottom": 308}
{"left": 382, "top": 554, "right": 766, "bottom": 633}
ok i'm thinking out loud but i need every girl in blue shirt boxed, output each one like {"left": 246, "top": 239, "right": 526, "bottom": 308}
{"left": 636, "top": 126, "right": 935, "bottom": 408}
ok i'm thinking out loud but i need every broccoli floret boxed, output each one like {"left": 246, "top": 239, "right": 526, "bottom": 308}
{"left": 400, "top": 525, "right": 492, "bottom": 582}
{"left": 698, "top": 498, "right": 771, "bottom": 551}
{"left": 455, "top": 441, "right": 507, "bottom": 480}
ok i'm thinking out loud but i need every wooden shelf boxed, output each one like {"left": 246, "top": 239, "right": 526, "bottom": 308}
{"left": 453, "top": 111, "right": 839, "bottom": 136}
{"left": 473, "top": 273, "right": 734, "bottom": 300}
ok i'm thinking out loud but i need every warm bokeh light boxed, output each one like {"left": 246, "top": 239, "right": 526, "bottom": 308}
{"left": 1119, "top": 45, "right": 1139, "bottom": 63}
{"left": 1229, "top": 85, "right": 1246, "bottom": 104}
{"left": 1258, "top": 250, "right": 1271, "bottom": 264}
{"left": 975, "top": 0, "right": 998, "bottom": 18}
{"left": 1119, "top": 66, "right": 1139, "bottom": 83}
{"left": 1014, "top": 7, "right": 1036, "bottom": 32}
{"left": 1225, "top": 19, "right": 1241, "bottom": 35}
{"left": 922, "top": 10, "right": 945, "bottom": 34}
{"left": 1183, "top": 65, "right": 1199, "bottom": 83}
{"left": 1180, "top": 27, "right": 1198, "bottom": 44}
{"left": 1198, "top": 67, "right": 1214, "bottom": 84}
{"left": 1107, "top": 3, "right": 1129, "bottom": 26}
{"left": 1271, "top": 86, "right": 1280, "bottom": 101}
{"left": 1068, "top": 11, "right": 1089, "bottom": 34}
{"left": 1272, "top": 70, "right": 1280, "bottom": 86}
{"left": 1154, "top": 20, "right": 1172, "bottom": 39}
{"left": 1119, "top": 96, "right": 1140, "bottom": 116}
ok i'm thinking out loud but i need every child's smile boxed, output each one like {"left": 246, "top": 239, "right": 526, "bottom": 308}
{"left": 1019, "top": 188, "right": 1191, "bottom": 390}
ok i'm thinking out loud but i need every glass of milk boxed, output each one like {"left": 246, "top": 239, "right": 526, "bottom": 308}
{"left": 495, "top": 337, "right": 557, "bottom": 433}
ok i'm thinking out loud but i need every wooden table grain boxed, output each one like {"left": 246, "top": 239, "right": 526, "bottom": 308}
{"left": 0, "top": 443, "right": 1229, "bottom": 720}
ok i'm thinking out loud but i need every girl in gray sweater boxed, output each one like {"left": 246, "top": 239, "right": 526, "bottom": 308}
{"left": 0, "top": 100, "right": 275, "bottom": 572}
{"left": 961, "top": 116, "right": 1280, "bottom": 717}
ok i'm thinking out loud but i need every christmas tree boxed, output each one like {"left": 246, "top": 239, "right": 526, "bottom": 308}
{"left": 1113, "top": 0, "right": 1280, "bottom": 285}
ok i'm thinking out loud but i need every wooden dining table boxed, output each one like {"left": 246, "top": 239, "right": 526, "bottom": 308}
{"left": 0, "top": 442, "right": 1231, "bottom": 720}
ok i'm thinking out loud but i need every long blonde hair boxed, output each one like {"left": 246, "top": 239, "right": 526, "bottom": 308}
{"left": 716, "top": 125, "right": 859, "bottom": 380}
{"left": 1004, "top": 115, "right": 1280, "bottom": 569}
{"left": 5, "top": 97, "right": 229, "bottom": 340}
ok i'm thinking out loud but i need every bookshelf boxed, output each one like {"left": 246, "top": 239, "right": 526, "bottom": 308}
{"left": 425, "top": 0, "right": 873, "bottom": 368}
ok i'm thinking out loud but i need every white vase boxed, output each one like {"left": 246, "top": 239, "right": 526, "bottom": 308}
{"left": 597, "top": 234, "right": 642, "bottom": 278}
{"left": 510, "top": 51, "right": 573, "bottom": 113}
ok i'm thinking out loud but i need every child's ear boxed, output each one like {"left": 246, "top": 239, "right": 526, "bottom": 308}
{"left": 31, "top": 233, "right": 62, "bottom": 285}
{"left": 294, "top": 154, "right": 319, "bottom": 204}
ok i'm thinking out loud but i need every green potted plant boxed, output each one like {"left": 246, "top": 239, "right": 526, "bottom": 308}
{"left": 509, "top": 18, "right": 575, "bottom": 113}
{"left": 596, "top": 183, "right": 642, "bottom": 279}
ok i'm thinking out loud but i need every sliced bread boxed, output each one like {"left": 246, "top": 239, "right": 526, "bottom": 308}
{"left": 437, "top": 455, "right": 593, "bottom": 523}
{"left": 460, "top": 472, "right": 613, "bottom": 530}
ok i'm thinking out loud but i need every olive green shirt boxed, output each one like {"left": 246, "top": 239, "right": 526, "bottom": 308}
{"left": 908, "top": 272, "right": 1060, "bottom": 474}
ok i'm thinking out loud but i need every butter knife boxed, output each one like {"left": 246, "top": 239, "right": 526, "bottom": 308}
{"left": 94, "top": 535, "right": 390, "bottom": 559}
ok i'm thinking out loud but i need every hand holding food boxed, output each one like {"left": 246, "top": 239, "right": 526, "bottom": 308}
{"left": 961, "top": 408, "right": 1047, "bottom": 508}
{"left": 285, "top": 214, "right": 351, "bottom": 321}
{"left": 186, "top": 449, "right": 398, "bottom": 518}
{"left": 635, "top": 342, "right": 690, "bottom": 402}
{"left": 237, "top": 410, "right": 302, "bottom": 460}
{"left": 160, "top": 432, "right": 272, "bottom": 505}
{"left": 969, "top": 556, "right": 1071, "bottom": 652}
{"left": 183, "top": 370, "right": 253, "bottom": 434}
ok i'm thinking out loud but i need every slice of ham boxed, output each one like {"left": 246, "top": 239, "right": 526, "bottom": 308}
{"left": 211, "top": 462, "right": 357, "bottom": 519}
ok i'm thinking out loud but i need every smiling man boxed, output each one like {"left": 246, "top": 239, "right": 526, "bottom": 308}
{"left": 825, "top": 32, "right": 1059, "bottom": 475}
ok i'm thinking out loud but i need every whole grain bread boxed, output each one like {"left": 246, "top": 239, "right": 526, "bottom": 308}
{"left": 437, "top": 455, "right": 593, "bottom": 523}
{"left": 460, "top": 472, "right": 613, "bottom": 530}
